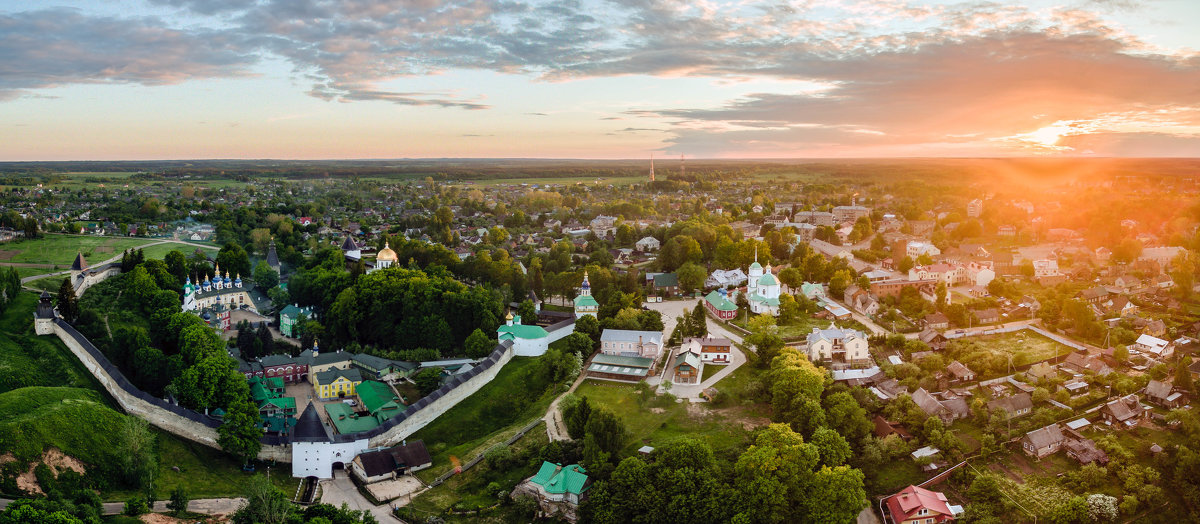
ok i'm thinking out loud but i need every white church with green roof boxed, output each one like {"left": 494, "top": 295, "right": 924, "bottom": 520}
{"left": 497, "top": 312, "right": 575, "bottom": 357}
{"left": 573, "top": 271, "right": 598, "bottom": 318}
{"left": 747, "top": 250, "right": 781, "bottom": 316}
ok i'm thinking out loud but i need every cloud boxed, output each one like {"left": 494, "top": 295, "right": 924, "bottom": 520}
{"left": 0, "top": 9, "right": 256, "bottom": 100}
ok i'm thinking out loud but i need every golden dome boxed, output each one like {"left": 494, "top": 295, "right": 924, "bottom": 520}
{"left": 505, "top": 311, "right": 514, "bottom": 321}
{"left": 376, "top": 241, "right": 398, "bottom": 262}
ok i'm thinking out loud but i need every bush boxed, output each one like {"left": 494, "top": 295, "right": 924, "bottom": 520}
{"left": 123, "top": 496, "right": 149, "bottom": 516}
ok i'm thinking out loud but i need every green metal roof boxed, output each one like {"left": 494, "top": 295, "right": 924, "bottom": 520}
{"left": 591, "top": 354, "right": 654, "bottom": 367}
{"left": 497, "top": 323, "right": 549, "bottom": 340}
{"left": 704, "top": 290, "right": 737, "bottom": 312}
{"left": 530, "top": 462, "right": 590, "bottom": 495}
{"left": 653, "top": 273, "right": 678, "bottom": 288}
{"left": 674, "top": 351, "right": 701, "bottom": 370}
{"left": 573, "top": 294, "right": 599, "bottom": 308}
{"left": 250, "top": 381, "right": 272, "bottom": 402}
{"left": 325, "top": 402, "right": 381, "bottom": 434}
{"left": 357, "top": 380, "right": 398, "bottom": 413}
{"left": 259, "top": 396, "right": 296, "bottom": 411}
{"left": 749, "top": 294, "right": 780, "bottom": 307}
{"left": 758, "top": 273, "right": 778, "bottom": 286}
{"left": 749, "top": 261, "right": 762, "bottom": 270}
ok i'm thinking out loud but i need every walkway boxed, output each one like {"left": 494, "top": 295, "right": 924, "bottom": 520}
{"left": 320, "top": 471, "right": 398, "bottom": 523}
{"left": 662, "top": 345, "right": 748, "bottom": 400}
{"left": 544, "top": 371, "right": 588, "bottom": 442}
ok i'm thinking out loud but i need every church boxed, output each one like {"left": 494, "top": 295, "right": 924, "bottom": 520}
{"left": 746, "top": 250, "right": 781, "bottom": 316}
{"left": 573, "top": 271, "right": 598, "bottom": 318}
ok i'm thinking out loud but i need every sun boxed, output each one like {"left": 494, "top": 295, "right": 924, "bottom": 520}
{"left": 1024, "top": 124, "right": 1071, "bottom": 147}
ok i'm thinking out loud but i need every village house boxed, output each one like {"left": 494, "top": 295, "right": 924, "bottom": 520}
{"left": 917, "top": 328, "right": 948, "bottom": 350}
{"left": 1064, "top": 437, "right": 1109, "bottom": 466}
{"left": 672, "top": 349, "right": 702, "bottom": 384}
{"left": 350, "top": 440, "right": 432, "bottom": 484}
{"left": 1133, "top": 334, "right": 1172, "bottom": 359}
{"left": 911, "top": 388, "right": 968, "bottom": 425}
{"left": 946, "top": 361, "right": 975, "bottom": 383}
{"left": 1145, "top": 379, "right": 1188, "bottom": 409}
{"left": 682, "top": 336, "right": 732, "bottom": 364}
{"left": 924, "top": 312, "right": 950, "bottom": 331}
{"left": 514, "top": 462, "right": 591, "bottom": 523}
{"left": 805, "top": 326, "right": 871, "bottom": 368}
{"left": 705, "top": 268, "right": 747, "bottom": 289}
{"left": 1100, "top": 395, "right": 1149, "bottom": 427}
{"left": 635, "top": 236, "right": 660, "bottom": 251}
{"left": 884, "top": 485, "right": 960, "bottom": 524}
{"left": 1022, "top": 424, "right": 1066, "bottom": 459}
{"left": 585, "top": 354, "right": 653, "bottom": 382}
{"left": 987, "top": 393, "right": 1033, "bottom": 420}
{"left": 873, "top": 415, "right": 914, "bottom": 441}
{"left": 1062, "top": 352, "right": 1112, "bottom": 376}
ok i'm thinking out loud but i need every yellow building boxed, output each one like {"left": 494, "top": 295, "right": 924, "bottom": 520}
{"left": 314, "top": 368, "right": 363, "bottom": 400}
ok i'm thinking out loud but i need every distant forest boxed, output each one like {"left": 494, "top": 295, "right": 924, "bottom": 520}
{"left": 1, "top": 158, "right": 1199, "bottom": 185}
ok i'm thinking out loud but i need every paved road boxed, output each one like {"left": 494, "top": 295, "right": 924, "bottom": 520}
{"left": 643, "top": 299, "right": 749, "bottom": 400}
{"left": 827, "top": 297, "right": 890, "bottom": 335}
{"left": 320, "top": 471, "right": 398, "bottom": 523}
{"left": 0, "top": 497, "right": 246, "bottom": 516}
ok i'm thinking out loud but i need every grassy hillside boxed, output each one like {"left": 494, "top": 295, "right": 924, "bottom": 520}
{"left": 0, "top": 292, "right": 101, "bottom": 395}
{"left": 0, "top": 386, "right": 125, "bottom": 464}
{"left": 410, "top": 356, "right": 562, "bottom": 480}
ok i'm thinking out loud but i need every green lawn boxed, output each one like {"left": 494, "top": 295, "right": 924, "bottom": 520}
{"left": 409, "top": 356, "right": 561, "bottom": 481}
{"left": 733, "top": 313, "right": 851, "bottom": 341}
{"left": 701, "top": 363, "right": 723, "bottom": 382}
{"left": 948, "top": 330, "right": 1073, "bottom": 369}
{"left": 0, "top": 235, "right": 155, "bottom": 266}
{"left": 27, "top": 275, "right": 65, "bottom": 294}
{"left": 574, "top": 380, "right": 756, "bottom": 457}
{"left": 16, "top": 267, "right": 62, "bottom": 279}
{"left": 138, "top": 242, "right": 218, "bottom": 262}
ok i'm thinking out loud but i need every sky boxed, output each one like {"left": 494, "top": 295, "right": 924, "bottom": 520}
{"left": 1, "top": 0, "right": 1199, "bottom": 160}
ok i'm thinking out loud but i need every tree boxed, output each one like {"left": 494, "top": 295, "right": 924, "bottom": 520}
{"left": 517, "top": 299, "right": 537, "bottom": 324}
{"left": 1086, "top": 494, "right": 1118, "bottom": 522}
{"left": 164, "top": 250, "right": 188, "bottom": 284}
{"left": 116, "top": 417, "right": 158, "bottom": 491}
{"left": 574, "top": 314, "right": 600, "bottom": 344}
{"left": 562, "top": 395, "right": 592, "bottom": 439}
{"left": 828, "top": 269, "right": 852, "bottom": 298}
{"left": 677, "top": 262, "right": 706, "bottom": 294}
{"left": 1050, "top": 495, "right": 1089, "bottom": 524}
{"left": 779, "top": 267, "right": 802, "bottom": 291}
{"left": 1175, "top": 357, "right": 1195, "bottom": 393}
{"left": 218, "top": 400, "right": 263, "bottom": 465}
{"left": 413, "top": 367, "right": 443, "bottom": 396}
{"left": 168, "top": 487, "right": 190, "bottom": 516}
{"left": 811, "top": 426, "right": 852, "bottom": 467}
{"left": 57, "top": 278, "right": 80, "bottom": 323}
{"left": 216, "top": 242, "right": 252, "bottom": 280}
{"left": 253, "top": 260, "right": 279, "bottom": 290}
{"left": 464, "top": 328, "right": 494, "bottom": 358}
{"left": 897, "top": 256, "right": 915, "bottom": 273}
{"left": 232, "top": 475, "right": 293, "bottom": 524}
{"left": 935, "top": 281, "right": 947, "bottom": 311}
{"left": 582, "top": 408, "right": 627, "bottom": 474}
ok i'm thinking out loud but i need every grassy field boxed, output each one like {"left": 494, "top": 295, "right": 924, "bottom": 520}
{"left": 732, "top": 313, "right": 858, "bottom": 341}
{"left": 0, "top": 235, "right": 155, "bottom": 266}
{"left": 0, "top": 387, "right": 124, "bottom": 464}
{"left": 949, "top": 330, "right": 1074, "bottom": 368}
{"left": 573, "top": 380, "right": 759, "bottom": 457}
{"left": 409, "top": 356, "right": 561, "bottom": 481}
{"left": 26, "top": 275, "right": 65, "bottom": 294}
{"left": 701, "top": 363, "right": 723, "bottom": 382}
{"left": 138, "top": 242, "right": 218, "bottom": 261}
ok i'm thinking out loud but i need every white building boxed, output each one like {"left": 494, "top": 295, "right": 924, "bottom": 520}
{"left": 291, "top": 403, "right": 370, "bottom": 479}
{"left": 497, "top": 313, "right": 575, "bottom": 357}
{"left": 635, "top": 236, "right": 661, "bottom": 251}
{"left": 965, "top": 261, "right": 996, "bottom": 287}
{"left": 746, "top": 252, "right": 781, "bottom": 315}
{"left": 805, "top": 326, "right": 871, "bottom": 366}
{"left": 906, "top": 241, "right": 941, "bottom": 259}
{"left": 599, "top": 329, "right": 663, "bottom": 359}
{"left": 1033, "top": 259, "right": 1061, "bottom": 278}
{"left": 705, "top": 268, "right": 748, "bottom": 289}
{"left": 967, "top": 199, "right": 983, "bottom": 218}
{"left": 1134, "top": 334, "right": 1172, "bottom": 359}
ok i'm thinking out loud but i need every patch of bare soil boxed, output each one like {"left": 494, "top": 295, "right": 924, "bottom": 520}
{"left": 648, "top": 407, "right": 666, "bottom": 414}
{"left": 0, "top": 453, "right": 15, "bottom": 464}
{"left": 13, "top": 448, "right": 89, "bottom": 496}
{"left": 0, "top": 250, "right": 18, "bottom": 261}
{"left": 987, "top": 462, "right": 1023, "bottom": 483}
{"left": 43, "top": 448, "right": 86, "bottom": 475}
{"left": 1008, "top": 452, "right": 1039, "bottom": 475}
{"left": 703, "top": 405, "right": 772, "bottom": 430}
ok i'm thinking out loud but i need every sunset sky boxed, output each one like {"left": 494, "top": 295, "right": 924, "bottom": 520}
{"left": 1, "top": 0, "right": 1198, "bottom": 160}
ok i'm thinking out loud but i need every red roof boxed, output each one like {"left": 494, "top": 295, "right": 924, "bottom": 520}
{"left": 885, "top": 485, "right": 954, "bottom": 523}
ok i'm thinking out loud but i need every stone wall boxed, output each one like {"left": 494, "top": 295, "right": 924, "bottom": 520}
{"left": 368, "top": 342, "right": 516, "bottom": 448}
{"left": 50, "top": 320, "right": 291, "bottom": 461}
